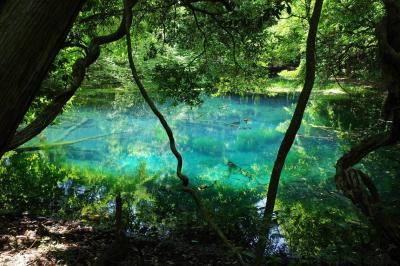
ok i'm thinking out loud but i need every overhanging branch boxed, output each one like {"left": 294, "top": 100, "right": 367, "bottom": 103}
{"left": 6, "top": 0, "right": 139, "bottom": 152}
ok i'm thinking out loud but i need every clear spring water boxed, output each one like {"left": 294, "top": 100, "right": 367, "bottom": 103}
{"left": 30, "top": 90, "right": 342, "bottom": 190}
{"left": 22, "top": 90, "right": 400, "bottom": 257}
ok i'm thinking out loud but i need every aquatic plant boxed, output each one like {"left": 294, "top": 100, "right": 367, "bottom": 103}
{"left": 191, "top": 137, "right": 222, "bottom": 156}
{"left": 275, "top": 120, "right": 290, "bottom": 133}
{"left": 127, "top": 141, "right": 153, "bottom": 158}
{"left": 235, "top": 128, "right": 281, "bottom": 151}
{"left": 153, "top": 125, "right": 168, "bottom": 142}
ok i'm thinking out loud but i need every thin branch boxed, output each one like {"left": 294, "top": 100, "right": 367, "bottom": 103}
{"left": 333, "top": 75, "right": 352, "bottom": 96}
{"left": 79, "top": 10, "right": 123, "bottom": 24}
{"left": 186, "top": 9, "right": 208, "bottom": 67}
{"left": 209, "top": 15, "right": 242, "bottom": 70}
{"left": 15, "top": 132, "right": 127, "bottom": 153}
{"left": 124, "top": 2, "right": 246, "bottom": 264}
{"left": 185, "top": 2, "right": 224, "bottom": 16}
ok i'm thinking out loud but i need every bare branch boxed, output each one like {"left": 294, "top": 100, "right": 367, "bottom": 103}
{"left": 79, "top": 10, "right": 123, "bottom": 24}
{"left": 186, "top": 9, "right": 208, "bottom": 67}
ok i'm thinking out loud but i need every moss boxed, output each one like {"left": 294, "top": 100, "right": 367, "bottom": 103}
{"left": 127, "top": 142, "right": 152, "bottom": 157}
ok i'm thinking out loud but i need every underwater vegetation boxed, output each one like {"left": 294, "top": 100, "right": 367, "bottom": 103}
{"left": 235, "top": 128, "right": 282, "bottom": 151}
{"left": 191, "top": 137, "right": 223, "bottom": 156}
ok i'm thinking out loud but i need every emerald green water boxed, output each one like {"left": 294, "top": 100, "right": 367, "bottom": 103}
{"left": 24, "top": 89, "right": 399, "bottom": 259}
{"left": 35, "top": 91, "right": 341, "bottom": 189}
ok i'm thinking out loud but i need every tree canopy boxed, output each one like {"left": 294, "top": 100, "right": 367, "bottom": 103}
{"left": 0, "top": 0, "right": 399, "bottom": 265}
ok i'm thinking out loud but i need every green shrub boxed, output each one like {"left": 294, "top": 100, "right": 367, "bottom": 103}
{"left": 0, "top": 152, "right": 69, "bottom": 214}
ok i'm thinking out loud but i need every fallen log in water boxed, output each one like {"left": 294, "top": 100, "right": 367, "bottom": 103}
{"left": 15, "top": 132, "right": 128, "bottom": 152}
{"left": 56, "top": 118, "right": 92, "bottom": 141}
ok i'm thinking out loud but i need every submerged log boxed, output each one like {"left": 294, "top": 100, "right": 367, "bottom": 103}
{"left": 15, "top": 132, "right": 128, "bottom": 152}
{"left": 56, "top": 118, "right": 92, "bottom": 141}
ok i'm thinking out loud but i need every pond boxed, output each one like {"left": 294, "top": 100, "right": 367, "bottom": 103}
{"left": 32, "top": 91, "right": 342, "bottom": 189}
{"left": 24, "top": 89, "right": 399, "bottom": 260}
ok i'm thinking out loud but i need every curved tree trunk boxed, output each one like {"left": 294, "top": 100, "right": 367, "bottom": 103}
{"left": 253, "top": 0, "right": 324, "bottom": 265}
{"left": 335, "top": 0, "right": 400, "bottom": 261}
{"left": 0, "top": 0, "right": 85, "bottom": 158}
{"left": 124, "top": 4, "right": 246, "bottom": 264}
{"left": 5, "top": 0, "right": 138, "bottom": 153}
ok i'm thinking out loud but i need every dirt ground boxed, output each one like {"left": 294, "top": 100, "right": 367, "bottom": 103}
{"left": 0, "top": 214, "right": 243, "bottom": 266}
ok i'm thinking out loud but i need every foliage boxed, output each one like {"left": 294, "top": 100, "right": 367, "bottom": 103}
{"left": 152, "top": 62, "right": 216, "bottom": 105}
{"left": 52, "top": 162, "right": 154, "bottom": 224}
{"left": 2, "top": 0, "right": 398, "bottom": 264}
{"left": 277, "top": 200, "right": 373, "bottom": 261}
{"left": 0, "top": 152, "right": 69, "bottom": 214}
{"left": 317, "top": 0, "right": 384, "bottom": 80}
{"left": 134, "top": 175, "right": 262, "bottom": 247}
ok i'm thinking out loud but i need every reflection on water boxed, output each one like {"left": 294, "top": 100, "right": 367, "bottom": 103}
{"left": 25, "top": 90, "right": 399, "bottom": 259}
{"left": 34, "top": 91, "right": 340, "bottom": 190}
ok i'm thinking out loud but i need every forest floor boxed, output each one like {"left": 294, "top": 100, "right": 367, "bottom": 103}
{"left": 1, "top": 214, "right": 396, "bottom": 266}
{"left": 0, "top": 214, "right": 244, "bottom": 266}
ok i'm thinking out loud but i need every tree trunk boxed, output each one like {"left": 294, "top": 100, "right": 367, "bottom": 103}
{"left": 253, "top": 0, "right": 324, "bottom": 265}
{"left": 0, "top": 0, "right": 84, "bottom": 158}
{"left": 3, "top": 0, "right": 137, "bottom": 154}
{"left": 115, "top": 193, "right": 123, "bottom": 238}
{"left": 335, "top": 0, "right": 400, "bottom": 262}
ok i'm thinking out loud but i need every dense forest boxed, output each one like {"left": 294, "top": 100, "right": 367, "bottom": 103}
{"left": 0, "top": 0, "right": 399, "bottom": 265}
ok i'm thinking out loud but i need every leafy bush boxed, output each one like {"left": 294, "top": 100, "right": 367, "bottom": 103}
{"left": 277, "top": 201, "right": 373, "bottom": 261}
{"left": 0, "top": 152, "right": 69, "bottom": 214}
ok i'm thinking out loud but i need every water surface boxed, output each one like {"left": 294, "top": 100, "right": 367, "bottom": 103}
{"left": 35, "top": 91, "right": 341, "bottom": 190}
{"left": 25, "top": 89, "right": 400, "bottom": 258}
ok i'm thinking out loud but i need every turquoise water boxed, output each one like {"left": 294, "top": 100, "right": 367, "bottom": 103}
{"left": 17, "top": 90, "right": 400, "bottom": 259}
{"left": 33, "top": 91, "right": 340, "bottom": 190}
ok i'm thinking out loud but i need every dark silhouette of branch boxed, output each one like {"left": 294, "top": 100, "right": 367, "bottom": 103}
{"left": 124, "top": 2, "right": 245, "bottom": 264}
{"left": 186, "top": 9, "right": 208, "bottom": 67}
{"left": 185, "top": 2, "right": 224, "bottom": 16}
{"left": 7, "top": 0, "right": 139, "bottom": 152}
{"left": 334, "top": 2, "right": 400, "bottom": 261}
{"left": 79, "top": 10, "right": 123, "bottom": 24}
